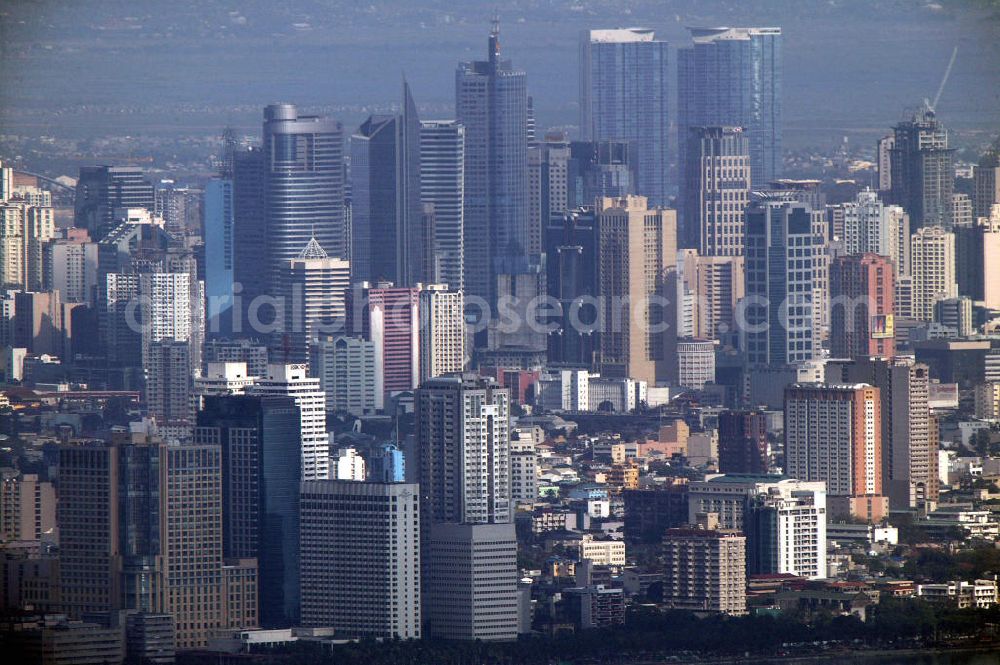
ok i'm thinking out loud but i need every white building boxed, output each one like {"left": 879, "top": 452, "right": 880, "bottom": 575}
{"left": 299, "top": 480, "right": 421, "bottom": 638}
{"left": 677, "top": 339, "right": 715, "bottom": 390}
{"left": 918, "top": 580, "right": 997, "bottom": 609}
{"left": 249, "top": 364, "right": 330, "bottom": 480}
{"left": 310, "top": 336, "right": 381, "bottom": 416}
{"left": 418, "top": 284, "right": 465, "bottom": 382}
{"left": 910, "top": 226, "right": 957, "bottom": 322}
{"left": 510, "top": 429, "right": 538, "bottom": 505}
{"left": 578, "top": 535, "right": 626, "bottom": 567}
{"left": 334, "top": 447, "right": 366, "bottom": 481}
{"left": 191, "top": 361, "right": 256, "bottom": 418}
{"left": 688, "top": 475, "right": 828, "bottom": 533}
{"left": 44, "top": 239, "right": 98, "bottom": 304}
{"left": 279, "top": 237, "right": 350, "bottom": 365}
{"left": 747, "top": 485, "right": 827, "bottom": 580}
{"left": 588, "top": 377, "right": 643, "bottom": 413}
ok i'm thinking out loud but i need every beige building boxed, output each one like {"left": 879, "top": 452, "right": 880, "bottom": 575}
{"left": 910, "top": 225, "right": 957, "bottom": 322}
{"left": 677, "top": 250, "right": 745, "bottom": 341}
{"left": 596, "top": 196, "right": 677, "bottom": 385}
{"left": 0, "top": 470, "right": 56, "bottom": 543}
{"left": 662, "top": 527, "right": 746, "bottom": 615}
{"left": 975, "top": 382, "right": 1000, "bottom": 420}
{"left": 0, "top": 201, "right": 55, "bottom": 291}
{"left": 419, "top": 284, "right": 465, "bottom": 382}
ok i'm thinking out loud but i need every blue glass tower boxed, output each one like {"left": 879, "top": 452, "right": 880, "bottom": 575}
{"left": 678, "top": 27, "right": 782, "bottom": 188}
{"left": 579, "top": 29, "right": 669, "bottom": 206}
{"left": 204, "top": 178, "right": 234, "bottom": 335}
{"left": 456, "top": 20, "right": 529, "bottom": 304}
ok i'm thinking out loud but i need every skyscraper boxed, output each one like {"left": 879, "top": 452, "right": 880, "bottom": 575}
{"left": 419, "top": 120, "right": 465, "bottom": 291}
{"left": 743, "top": 199, "right": 826, "bottom": 367}
{"left": 351, "top": 83, "right": 423, "bottom": 286}
{"left": 830, "top": 253, "right": 895, "bottom": 359}
{"left": 745, "top": 485, "right": 827, "bottom": 580}
{"left": 889, "top": 106, "right": 955, "bottom": 229}
{"left": 262, "top": 104, "right": 345, "bottom": 294}
{"left": 456, "top": 21, "right": 529, "bottom": 303}
{"left": 299, "top": 480, "right": 421, "bottom": 638}
{"left": 595, "top": 195, "right": 678, "bottom": 385}
{"left": 232, "top": 145, "right": 267, "bottom": 328}
{"left": 350, "top": 282, "right": 421, "bottom": 397}
{"left": 717, "top": 410, "right": 768, "bottom": 475}
{"left": 579, "top": 28, "right": 669, "bottom": 205}
{"left": 973, "top": 143, "right": 1000, "bottom": 219}
{"left": 662, "top": 527, "right": 747, "bottom": 615}
{"left": 275, "top": 237, "right": 350, "bottom": 365}
{"left": 247, "top": 363, "right": 329, "bottom": 480}
{"left": 74, "top": 166, "right": 155, "bottom": 240}
{"left": 910, "top": 225, "right": 957, "bottom": 321}
{"left": 677, "top": 27, "right": 782, "bottom": 187}
{"left": 419, "top": 284, "right": 465, "bottom": 383}
{"left": 195, "top": 394, "right": 302, "bottom": 627}
{"left": 681, "top": 126, "right": 751, "bottom": 254}
{"left": 203, "top": 178, "right": 235, "bottom": 335}
{"left": 310, "top": 335, "right": 381, "bottom": 415}
{"left": 784, "top": 383, "right": 887, "bottom": 521}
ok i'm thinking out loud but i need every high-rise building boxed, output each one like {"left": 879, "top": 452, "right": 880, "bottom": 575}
{"left": 973, "top": 144, "right": 1000, "bottom": 219}
{"left": 0, "top": 471, "right": 56, "bottom": 543}
{"left": 204, "top": 338, "right": 269, "bottom": 378}
{"left": 828, "top": 356, "right": 939, "bottom": 510}
{"left": 595, "top": 196, "right": 678, "bottom": 385}
{"left": 681, "top": 126, "right": 751, "bottom": 254}
{"left": 262, "top": 104, "right": 345, "bottom": 296}
{"left": 830, "top": 253, "right": 896, "bottom": 359}
{"left": 910, "top": 225, "right": 957, "bottom": 321}
{"left": 677, "top": 250, "right": 745, "bottom": 342}
{"left": 419, "top": 120, "right": 465, "bottom": 291}
{"left": 74, "top": 166, "right": 155, "bottom": 240}
{"left": 953, "top": 193, "right": 974, "bottom": 227}
{"left": 662, "top": 527, "right": 747, "bottom": 615}
{"left": 678, "top": 27, "right": 782, "bottom": 187}
{"left": 310, "top": 335, "right": 381, "bottom": 415}
{"left": 419, "top": 284, "right": 465, "bottom": 382}
{"left": 45, "top": 235, "right": 99, "bottom": 305}
{"left": 456, "top": 21, "right": 529, "bottom": 304}
{"left": 248, "top": 363, "right": 329, "bottom": 480}
{"left": 299, "top": 480, "right": 421, "bottom": 638}
{"left": 510, "top": 430, "right": 538, "bottom": 505}
{"left": 275, "top": 237, "right": 350, "bottom": 365}
{"left": 677, "top": 338, "right": 715, "bottom": 390}
{"left": 350, "top": 282, "right": 421, "bottom": 397}
{"left": 567, "top": 141, "right": 637, "bottom": 206}
{"left": 784, "top": 383, "right": 887, "bottom": 521}
{"left": 528, "top": 135, "right": 571, "bottom": 256}
{"left": 718, "top": 411, "right": 769, "bottom": 475}
{"left": 367, "top": 442, "right": 406, "bottom": 483}
{"left": 195, "top": 395, "right": 301, "bottom": 627}
{"left": 842, "top": 188, "right": 910, "bottom": 265}
{"left": 232, "top": 145, "right": 267, "bottom": 328}
{"left": 351, "top": 83, "right": 423, "bottom": 286}
{"left": 889, "top": 106, "right": 955, "bottom": 229}
{"left": 877, "top": 134, "right": 895, "bottom": 192}
{"left": 934, "top": 296, "right": 974, "bottom": 337}
{"left": 145, "top": 340, "right": 193, "bottom": 438}
{"left": 204, "top": 178, "right": 235, "bottom": 335}
{"left": 955, "top": 213, "right": 1000, "bottom": 310}
{"left": 743, "top": 199, "right": 827, "bottom": 367}
{"left": 0, "top": 201, "right": 55, "bottom": 291}
{"left": 416, "top": 374, "right": 511, "bottom": 525}
{"left": 545, "top": 208, "right": 597, "bottom": 366}
{"left": 745, "top": 485, "right": 827, "bottom": 579}
{"left": 579, "top": 28, "right": 669, "bottom": 205}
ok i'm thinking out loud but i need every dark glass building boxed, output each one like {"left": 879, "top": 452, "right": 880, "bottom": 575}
{"left": 718, "top": 411, "right": 769, "bottom": 475}
{"left": 74, "top": 166, "right": 155, "bottom": 241}
{"left": 195, "top": 394, "right": 302, "bottom": 627}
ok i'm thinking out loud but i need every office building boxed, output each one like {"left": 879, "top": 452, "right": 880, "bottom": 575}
{"left": 44, "top": 235, "right": 99, "bottom": 305}
{"left": 934, "top": 296, "right": 974, "bottom": 337}
{"left": 419, "top": 120, "right": 465, "bottom": 291}
{"left": 687, "top": 475, "right": 827, "bottom": 532}
{"left": 204, "top": 338, "right": 268, "bottom": 377}
{"left": 425, "top": 522, "right": 518, "bottom": 641}
{"left": 745, "top": 485, "right": 827, "bottom": 579}
{"left": 510, "top": 430, "right": 538, "bottom": 505}
{"left": 677, "top": 250, "right": 744, "bottom": 341}
{"left": 955, "top": 213, "right": 1000, "bottom": 310}
{"left": 830, "top": 253, "right": 895, "bottom": 359}
{"left": 145, "top": 340, "right": 193, "bottom": 438}
{"left": 677, "top": 338, "right": 715, "bottom": 390}
{"left": 975, "top": 381, "right": 1000, "bottom": 420}
{"left": 910, "top": 225, "right": 957, "bottom": 321}
{"left": 889, "top": 106, "right": 955, "bottom": 229}
{"left": 12, "top": 290, "right": 68, "bottom": 358}
{"left": 419, "top": 284, "right": 465, "bottom": 382}
{"left": 743, "top": 199, "right": 827, "bottom": 367}
{"left": 595, "top": 196, "right": 677, "bottom": 385}
{"left": 681, "top": 126, "right": 751, "bottom": 254}
{"left": 204, "top": 178, "right": 235, "bottom": 334}
{"left": 333, "top": 447, "right": 366, "bottom": 480}
{"left": 567, "top": 140, "right": 636, "bottom": 206}
{"left": 74, "top": 166, "right": 155, "bottom": 240}
{"left": 877, "top": 135, "right": 895, "bottom": 191}
{"left": 416, "top": 374, "right": 511, "bottom": 525}
{"left": 275, "top": 237, "right": 350, "bottom": 365}
{"left": 718, "top": 411, "right": 769, "bottom": 475}
{"left": 299, "top": 480, "right": 421, "bottom": 638}
{"left": 953, "top": 193, "right": 974, "bottom": 227}
{"left": 351, "top": 82, "right": 423, "bottom": 286}
{"left": 196, "top": 395, "right": 301, "bottom": 627}
{"left": 310, "top": 335, "right": 381, "bottom": 415}
{"left": 828, "top": 356, "right": 939, "bottom": 510}
{"left": 528, "top": 135, "right": 570, "bottom": 256}
{"left": 456, "top": 21, "right": 529, "bottom": 303}
{"left": 544, "top": 208, "right": 597, "bottom": 365}
{"left": 784, "top": 384, "right": 887, "bottom": 521}
{"left": 367, "top": 442, "right": 406, "bottom": 483}
{"left": 662, "top": 527, "right": 747, "bottom": 615}
{"left": 842, "top": 189, "right": 910, "bottom": 266}
{"left": 678, "top": 27, "right": 782, "bottom": 187}
{"left": 579, "top": 28, "right": 669, "bottom": 205}
{"left": 248, "top": 363, "right": 329, "bottom": 480}
{"left": 261, "top": 104, "right": 345, "bottom": 298}
{"left": 232, "top": 145, "right": 267, "bottom": 327}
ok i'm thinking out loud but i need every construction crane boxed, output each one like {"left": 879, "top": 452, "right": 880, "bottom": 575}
{"left": 926, "top": 46, "right": 958, "bottom": 113}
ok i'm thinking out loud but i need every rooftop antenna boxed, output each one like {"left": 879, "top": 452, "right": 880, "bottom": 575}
{"left": 926, "top": 46, "right": 958, "bottom": 112}
{"left": 489, "top": 11, "right": 501, "bottom": 63}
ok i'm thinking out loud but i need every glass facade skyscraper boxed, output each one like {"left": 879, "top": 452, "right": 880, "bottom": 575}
{"left": 579, "top": 28, "right": 669, "bottom": 206}
{"left": 262, "top": 104, "right": 345, "bottom": 292}
{"left": 456, "top": 22, "right": 529, "bottom": 304}
{"left": 420, "top": 120, "right": 465, "bottom": 291}
{"left": 678, "top": 27, "right": 782, "bottom": 188}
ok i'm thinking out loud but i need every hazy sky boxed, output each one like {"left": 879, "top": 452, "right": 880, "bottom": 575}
{"left": 2, "top": 0, "right": 999, "bottom": 150}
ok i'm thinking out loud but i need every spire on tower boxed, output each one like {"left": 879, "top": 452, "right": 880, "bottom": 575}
{"left": 489, "top": 12, "right": 501, "bottom": 63}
